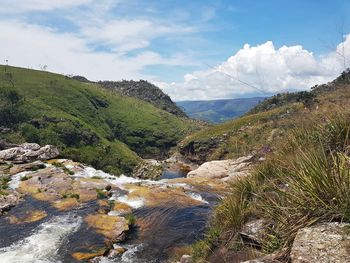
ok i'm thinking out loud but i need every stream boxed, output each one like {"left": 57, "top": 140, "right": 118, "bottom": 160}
{"left": 0, "top": 161, "right": 223, "bottom": 263}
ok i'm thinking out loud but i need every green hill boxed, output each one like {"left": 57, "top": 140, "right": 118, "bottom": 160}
{"left": 0, "top": 65, "right": 198, "bottom": 174}
{"left": 98, "top": 80, "right": 187, "bottom": 118}
{"left": 179, "top": 70, "right": 350, "bottom": 164}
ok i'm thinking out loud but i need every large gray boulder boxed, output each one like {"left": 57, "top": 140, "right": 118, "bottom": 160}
{"left": 0, "top": 143, "right": 59, "bottom": 163}
{"left": 187, "top": 155, "right": 253, "bottom": 179}
{"left": 290, "top": 222, "right": 350, "bottom": 263}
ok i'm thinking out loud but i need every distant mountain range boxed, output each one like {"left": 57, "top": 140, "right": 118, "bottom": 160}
{"left": 176, "top": 97, "right": 267, "bottom": 123}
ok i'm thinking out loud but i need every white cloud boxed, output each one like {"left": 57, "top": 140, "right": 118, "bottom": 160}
{"left": 80, "top": 19, "right": 195, "bottom": 53}
{"left": 0, "top": 0, "right": 95, "bottom": 13}
{"left": 160, "top": 37, "right": 350, "bottom": 101}
{"left": 0, "top": 20, "right": 192, "bottom": 80}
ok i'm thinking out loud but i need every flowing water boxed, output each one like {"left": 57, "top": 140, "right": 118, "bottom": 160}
{"left": 0, "top": 162, "right": 222, "bottom": 262}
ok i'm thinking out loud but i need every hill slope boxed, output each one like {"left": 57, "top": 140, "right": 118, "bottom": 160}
{"left": 177, "top": 97, "right": 266, "bottom": 123}
{"left": 0, "top": 66, "right": 198, "bottom": 174}
{"left": 179, "top": 70, "right": 350, "bottom": 164}
{"left": 98, "top": 80, "right": 187, "bottom": 117}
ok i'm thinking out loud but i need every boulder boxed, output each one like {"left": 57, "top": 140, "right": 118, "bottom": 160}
{"left": 0, "top": 144, "right": 59, "bottom": 163}
{"left": 187, "top": 155, "right": 253, "bottom": 179}
{"left": 290, "top": 222, "right": 350, "bottom": 263}
{"left": 240, "top": 219, "right": 268, "bottom": 248}
{"left": 0, "top": 190, "right": 21, "bottom": 215}
{"left": 85, "top": 214, "right": 129, "bottom": 242}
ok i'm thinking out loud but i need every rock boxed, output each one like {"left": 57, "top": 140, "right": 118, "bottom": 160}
{"left": 8, "top": 209, "right": 47, "bottom": 224}
{"left": 20, "top": 143, "right": 41, "bottom": 151}
{"left": 36, "top": 145, "right": 60, "bottom": 160}
{"left": 108, "top": 245, "right": 126, "bottom": 257}
{"left": 290, "top": 222, "right": 350, "bottom": 263}
{"left": 134, "top": 159, "right": 163, "bottom": 179}
{"left": 71, "top": 249, "right": 106, "bottom": 261}
{"left": 85, "top": 214, "right": 129, "bottom": 242}
{"left": 0, "top": 144, "right": 59, "bottom": 163}
{"left": 9, "top": 161, "right": 46, "bottom": 174}
{"left": 0, "top": 191, "right": 22, "bottom": 215}
{"left": 180, "top": 254, "right": 193, "bottom": 263}
{"left": 240, "top": 219, "right": 268, "bottom": 247}
{"left": 187, "top": 155, "right": 253, "bottom": 179}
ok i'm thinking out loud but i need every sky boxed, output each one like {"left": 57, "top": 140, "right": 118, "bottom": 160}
{"left": 0, "top": 0, "right": 350, "bottom": 101}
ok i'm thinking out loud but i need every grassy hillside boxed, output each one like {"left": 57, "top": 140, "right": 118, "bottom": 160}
{"left": 177, "top": 97, "right": 265, "bottom": 123}
{"left": 189, "top": 71, "right": 350, "bottom": 262}
{"left": 178, "top": 71, "right": 350, "bottom": 164}
{"left": 0, "top": 65, "right": 198, "bottom": 174}
{"left": 98, "top": 80, "right": 188, "bottom": 117}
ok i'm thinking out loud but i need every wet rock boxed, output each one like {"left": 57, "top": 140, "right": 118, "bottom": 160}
{"left": 187, "top": 155, "right": 253, "bottom": 179}
{"left": 85, "top": 214, "right": 129, "bottom": 242}
{"left": 0, "top": 144, "right": 59, "bottom": 163}
{"left": 72, "top": 249, "right": 106, "bottom": 261}
{"left": 8, "top": 209, "right": 47, "bottom": 224}
{"left": 0, "top": 190, "right": 21, "bottom": 215}
{"left": 240, "top": 219, "right": 268, "bottom": 248}
{"left": 290, "top": 222, "right": 350, "bottom": 263}
{"left": 108, "top": 245, "right": 126, "bottom": 256}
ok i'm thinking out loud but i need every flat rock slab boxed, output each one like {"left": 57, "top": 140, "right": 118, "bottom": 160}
{"left": 290, "top": 222, "right": 350, "bottom": 263}
{"left": 187, "top": 155, "right": 253, "bottom": 179}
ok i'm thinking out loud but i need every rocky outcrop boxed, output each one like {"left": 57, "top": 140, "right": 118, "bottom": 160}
{"left": 133, "top": 159, "right": 163, "bottom": 179}
{"left": 0, "top": 191, "right": 21, "bottom": 215}
{"left": 290, "top": 223, "right": 350, "bottom": 263}
{"left": 0, "top": 143, "right": 59, "bottom": 163}
{"left": 187, "top": 155, "right": 253, "bottom": 180}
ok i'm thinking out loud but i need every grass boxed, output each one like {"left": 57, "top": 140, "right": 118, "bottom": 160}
{"left": 125, "top": 213, "right": 137, "bottom": 226}
{"left": 20, "top": 175, "right": 32, "bottom": 181}
{"left": 193, "top": 112, "right": 350, "bottom": 262}
{"left": 96, "top": 189, "right": 106, "bottom": 199}
{"left": 61, "top": 193, "right": 80, "bottom": 200}
{"left": 179, "top": 103, "right": 304, "bottom": 163}
{"left": 0, "top": 65, "right": 199, "bottom": 175}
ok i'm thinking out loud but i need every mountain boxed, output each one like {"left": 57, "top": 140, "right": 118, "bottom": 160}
{"left": 0, "top": 65, "right": 199, "bottom": 174}
{"left": 98, "top": 80, "right": 187, "bottom": 117}
{"left": 178, "top": 70, "right": 350, "bottom": 164}
{"left": 176, "top": 97, "right": 266, "bottom": 123}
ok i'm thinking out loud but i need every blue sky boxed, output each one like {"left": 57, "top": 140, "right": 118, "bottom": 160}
{"left": 0, "top": 0, "right": 349, "bottom": 100}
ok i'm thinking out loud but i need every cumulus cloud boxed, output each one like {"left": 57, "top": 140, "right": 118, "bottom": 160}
{"left": 0, "top": 20, "right": 192, "bottom": 80}
{"left": 160, "top": 37, "right": 350, "bottom": 101}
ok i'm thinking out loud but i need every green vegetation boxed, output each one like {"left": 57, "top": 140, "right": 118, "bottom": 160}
{"left": 20, "top": 175, "right": 32, "bottom": 181}
{"left": 96, "top": 189, "right": 107, "bottom": 199}
{"left": 191, "top": 70, "right": 350, "bottom": 261}
{"left": 0, "top": 65, "right": 198, "bottom": 175}
{"left": 61, "top": 193, "right": 80, "bottom": 200}
{"left": 0, "top": 176, "right": 11, "bottom": 192}
{"left": 125, "top": 213, "right": 137, "bottom": 226}
{"left": 52, "top": 162, "right": 75, "bottom": 175}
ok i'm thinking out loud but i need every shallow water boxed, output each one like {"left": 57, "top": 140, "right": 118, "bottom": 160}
{"left": 0, "top": 163, "right": 221, "bottom": 263}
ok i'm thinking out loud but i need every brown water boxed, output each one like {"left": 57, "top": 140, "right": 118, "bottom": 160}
{"left": 0, "top": 165, "right": 222, "bottom": 263}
